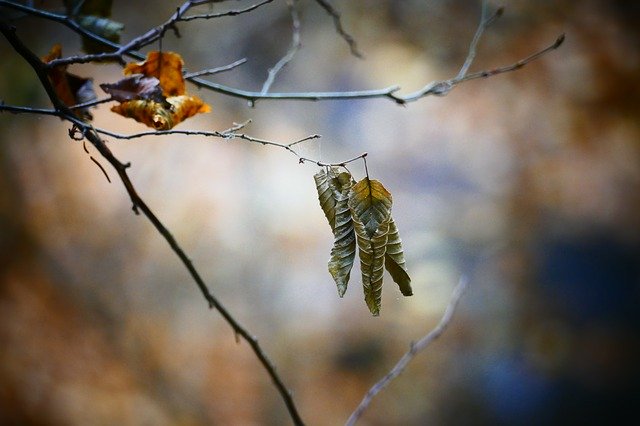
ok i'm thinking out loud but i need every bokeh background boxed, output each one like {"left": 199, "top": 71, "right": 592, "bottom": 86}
{"left": 1, "top": 0, "right": 639, "bottom": 424}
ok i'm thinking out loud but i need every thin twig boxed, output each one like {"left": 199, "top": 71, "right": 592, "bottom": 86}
{"left": 346, "top": 276, "right": 469, "bottom": 426}
{"left": 261, "top": 0, "right": 301, "bottom": 94}
{"left": 313, "top": 0, "right": 362, "bottom": 58}
{"left": 456, "top": 2, "right": 503, "bottom": 80}
{"left": 0, "top": 21, "right": 305, "bottom": 426}
{"left": 183, "top": 58, "right": 247, "bottom": 79}
{"left": 179, "top": 0, "right": 274, "bottom": 22}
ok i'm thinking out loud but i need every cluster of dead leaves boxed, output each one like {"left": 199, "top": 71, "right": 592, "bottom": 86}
{"left": 42, "top": 44, "right": 210, "bottom": 129}
{"left": 315, "top": 168, "right": 413, "bottom": 316}
{"left": 102, "top": 51, "right": 211, "bottom": 130}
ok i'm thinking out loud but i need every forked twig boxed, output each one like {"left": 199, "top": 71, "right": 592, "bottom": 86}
{"left": 261, "top": 0, "right": 301, "bottom": 94}
{"left": 346, "top": 276, "right": 469, "bottom": 426}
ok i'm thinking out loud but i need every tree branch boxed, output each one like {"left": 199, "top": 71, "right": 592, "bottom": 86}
{"left": 0, "top": 21, "right": 305, "bottom": 426}
{"left": 346, "top": 276, "right": 469, "bottom": 426}
{"left": 0, "top": 1, "right": 563, "bottom": 105}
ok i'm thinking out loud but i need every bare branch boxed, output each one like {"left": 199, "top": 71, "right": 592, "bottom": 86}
{"left": 456, "top": 2, "right": 504, "bottom": 80}
{"left": 313, "top": 0, "right": 363, "bottom": 58}
{"left": 261, "top": 0, "right": 302, "bottom": 94}
{"left": 183, "top": 58, "right": 247, "bottom": 79}
{"left": 346, "top": 276, "right": 469, "bottom": 426}
{"left": 179, "top": 0, "right": 275, "bottom": 22}
{"left": 0, "top": 103, "right": 60, "bottom": 116}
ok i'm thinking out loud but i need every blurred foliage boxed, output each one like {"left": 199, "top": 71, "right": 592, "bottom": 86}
{"left": 1, "top": 0, "right": 639, "bottom": 424}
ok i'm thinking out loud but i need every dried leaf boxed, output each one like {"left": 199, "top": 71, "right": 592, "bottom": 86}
{"left": 384, "top": 218, "right": 412, "bottom": 296}
{"left": 110, "top": 95, "right": 210, "bottom": 130}
{"left": 111, "top": 51, "right": 211, "bottom": 129}
{"left": 124, "top": 51, "right": 185, "bottom": 97}
{"left": 314, "top": 167, "right": 340, "bottom": 230}
{"left": 349, "top": 178, "right": 393, "bottom": 315}
{"left": 77, "top": 15, "right": 124, "bottom": 54}
{"left": 100, "top": 75, "right": 163, "bottom": 103}
{"left": 329, "top": 171, "right": 357, "bottom": 297}
{"left": 42, "top": 44, "right": 95, "bottom": 120}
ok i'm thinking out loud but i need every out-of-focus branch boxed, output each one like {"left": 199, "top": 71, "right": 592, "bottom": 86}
{"left": 312, "top": 0, "right": 362, "bottom": 58}
{"left": 179, "top": 0, "right": 274, "bottom": 22}
{"left": 346, "top": 276, "right": 469, "bottom": 426}
{"left": 183, "top": 57, "right": 247, "bottom": 79}
{"left": 0, "top": 21, "right": 305, "bottom": 426}
{"left": 261, "top": 0, "right": 301, "bottom": 94}
{"left": 0, "top": 1, "right": 562, "bottom": 105}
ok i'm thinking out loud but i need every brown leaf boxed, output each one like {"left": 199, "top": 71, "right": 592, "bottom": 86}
{"left": 100, "top": 75, "right": 163, "bottom": 103}
{"left": 42, "top": 44, "right": 95, "bottom": 120}
{"left": 123, "top": 51, "right": 185, "bottom": 97}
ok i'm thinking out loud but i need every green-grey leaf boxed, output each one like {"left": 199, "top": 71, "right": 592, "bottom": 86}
{"left": 349, "top": 177, "right": 393, "bottom": 315}
{"left": 315, "top": 168, "right": 356, "bottom": 296}
{"left": 77, "top": 15, "right": 125, "bottom": 55}
{"left": 314, "top": 167, "right": 341, "bottom": 230}
{"left": 327, "top": 174, "right": 356, "bottom": 297}
{"left": 348, "top": 178, "right": 392, "bottom": 238}
{"left": 353, "top": 219, "right": 390, "bottom": 316}
{"left": 384, "top": 218, "right": 413, "bottom": 296}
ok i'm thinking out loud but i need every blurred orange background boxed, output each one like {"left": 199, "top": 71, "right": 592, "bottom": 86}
{"left": 1, "top": 1, "right": 639, "bottom": 424}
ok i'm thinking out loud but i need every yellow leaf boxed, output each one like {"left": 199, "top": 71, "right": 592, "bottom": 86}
{"left": 111, "top": 95, "right": 210, "bottom": 130}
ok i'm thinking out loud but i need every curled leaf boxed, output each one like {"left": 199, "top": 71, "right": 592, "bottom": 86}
{"left": 124, "top": 51, "right": 185, "bottom": 97}
{"left": 384, "top": 219, "right": 412, "bottom": 296}
{"left": 110, "top": 95, "right": 210, "bottom": 130}
{"left": 314, "top": 167, "right": 340, "bottom": 230}
{"left": 100, "top": 75, "right": 164, "bottom": 103}
{"left": 315, "top": 168, "right": 357, "bottom": 297}
{"left": 349, "top": 178, "right": 393, "bottom": 315}
{"left": 42, "top": 44, "right": 95, "bottom": 120}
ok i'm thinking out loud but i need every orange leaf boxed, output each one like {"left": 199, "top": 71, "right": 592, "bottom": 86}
{"left": 42, "top": 44, "right": 95, "bottom": 120}
{"left": 123, "top": 51, "right": 185, "bottom": 97}
{"left": 111, "top": 95, "right": 210, "bottom": 130}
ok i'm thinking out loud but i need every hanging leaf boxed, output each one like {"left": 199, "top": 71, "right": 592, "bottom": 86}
{"left": 328, "top": 171, "right": 357, "bottom": 297}
{"left": 314, "top": 168, "right": 357, "bottom": 297}
{"left": 42, "top": 44, "right": 95, "bottom": 120}
{"left": 110, "top": 95, "right": 210, "bottom": 130}
{"left": 64, "top": 0, "right": 123, "bottom": 55}
{"left": 77, "top": 15, "right": 124, "bottom": 55}
{"left": 349, "top": 178, "right": 393, "bottom": 315}
{"left": 314, "top": 167, "right": 340, "bottom": 230}
{"left": 123, "top": 51, "right": 186, "bottom": 97}
{"left": 100, "top": 75, "right": 164, "bottom": 103}
{"left": 108, "top": 51, "right": 211, "bottom": 129}
{"left": 384, "top": 219, "right": 413, "bottom": 296}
